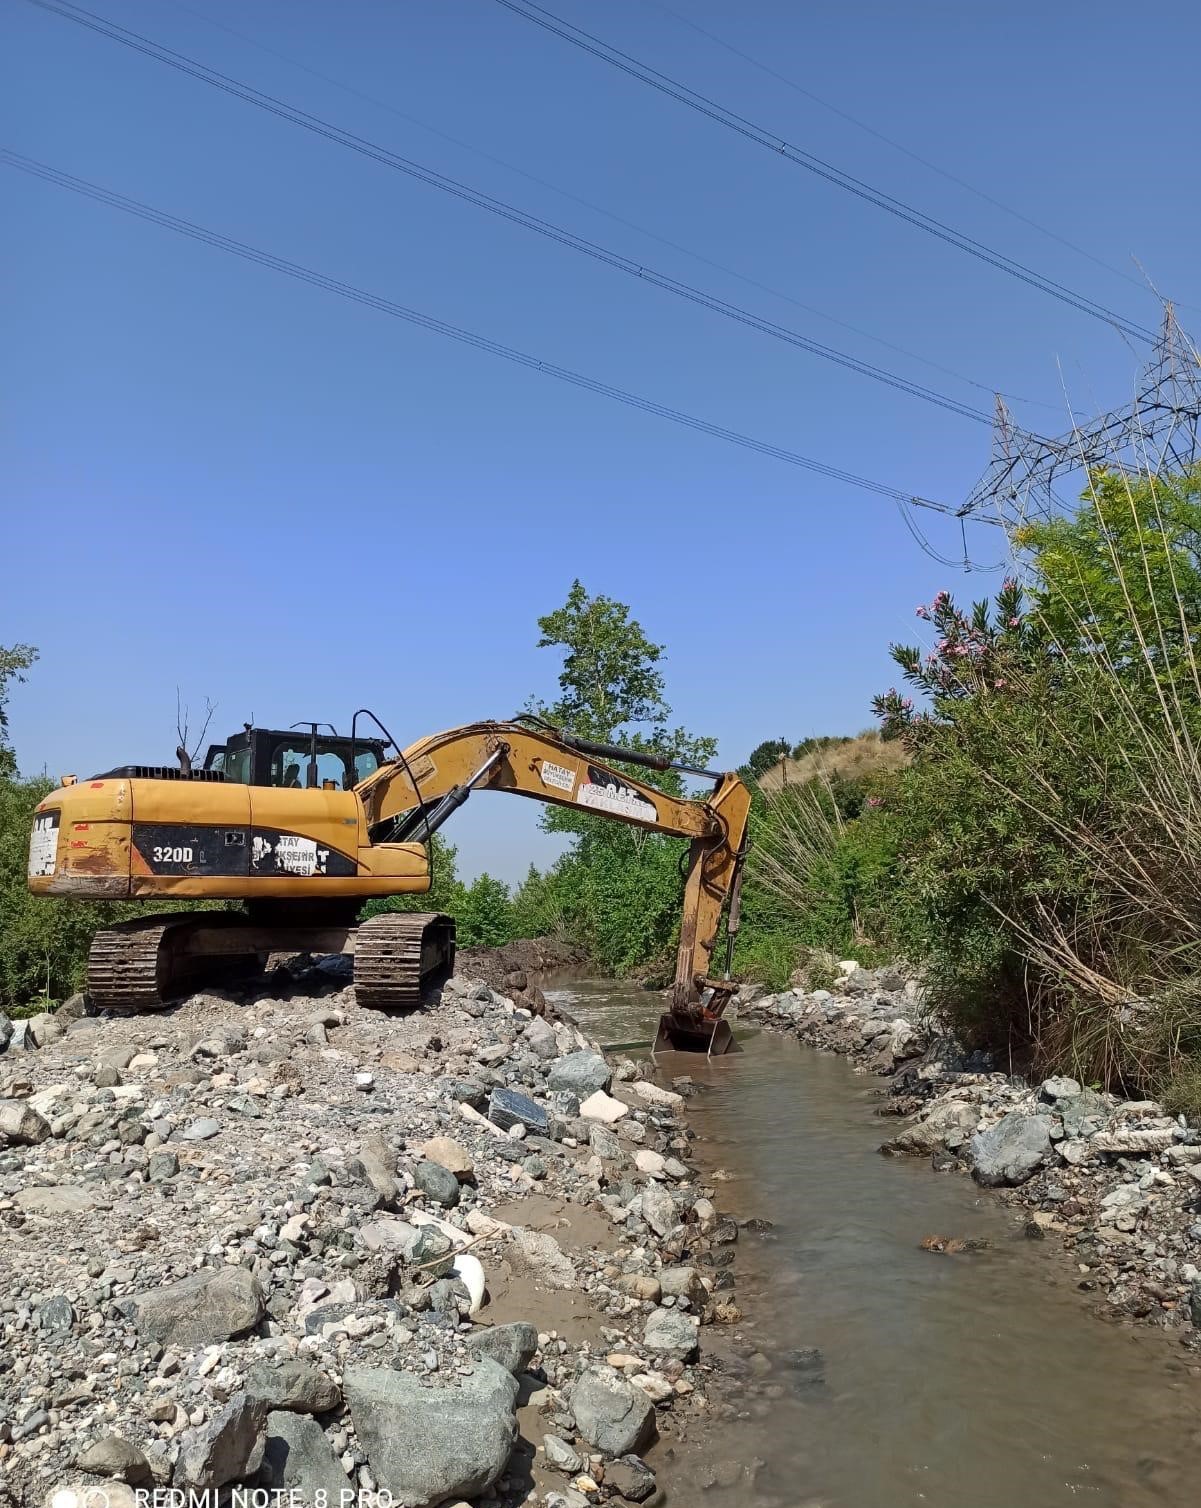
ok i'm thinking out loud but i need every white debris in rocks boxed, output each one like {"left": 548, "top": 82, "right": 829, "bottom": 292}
{"left": 0, "top": 965, "right": 740, "bottom": 1506}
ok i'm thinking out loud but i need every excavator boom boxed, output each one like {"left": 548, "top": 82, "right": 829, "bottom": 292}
{"left": 28, "top": 717, "right": 751, "bottom": 1049}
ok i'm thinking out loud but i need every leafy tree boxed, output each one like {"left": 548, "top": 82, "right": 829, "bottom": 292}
{"left": 0, "top": 643, "right": 38, "bottom": 778}
{"left": 746, "top": 737, "right": 791, "bottom": 779}
{"left": 1019, "top": 467, "right": 1201, "bottom": 683}
{"left": 515, "top": 582, "right": 718, "bottom": 974}
{"left": 457, "top": 873, "right": 514, "bottom": 948}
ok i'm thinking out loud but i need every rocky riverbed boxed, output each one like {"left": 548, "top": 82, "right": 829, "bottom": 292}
{"left": 740, "top": 964, "right": 1201, "bottom": 1337}
{"left": 0, "top": 966, "right": 744, "bottom": 1508}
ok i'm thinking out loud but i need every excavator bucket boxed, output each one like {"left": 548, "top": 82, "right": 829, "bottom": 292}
{"left": 652, "top": 1012, "right": 737, "bottom": 1057}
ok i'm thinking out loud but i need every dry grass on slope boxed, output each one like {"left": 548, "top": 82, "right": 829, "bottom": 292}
{"left": 757, "top": 730, "right": 910, "bottom": 794}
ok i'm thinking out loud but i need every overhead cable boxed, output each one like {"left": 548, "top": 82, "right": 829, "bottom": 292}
{"left": 2, "top": 148, "right": 964, "bottom": 517}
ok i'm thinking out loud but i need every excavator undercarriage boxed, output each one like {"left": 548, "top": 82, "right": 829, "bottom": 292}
{"left": 29, "top": 716, "right": 751, "bottom": 1050}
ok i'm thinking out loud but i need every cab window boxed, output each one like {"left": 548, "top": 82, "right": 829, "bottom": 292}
{"left": 222, "top": 746, "right": 251, "bottom": 784}
{"left": 354, "top": 749, "right": 381, "bottom": 783}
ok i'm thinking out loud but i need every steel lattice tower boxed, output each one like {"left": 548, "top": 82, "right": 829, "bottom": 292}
{"left": 958, "top": 305, "right": 1201, "bottom": 528}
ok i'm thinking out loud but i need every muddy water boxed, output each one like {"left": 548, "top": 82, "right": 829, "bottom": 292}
{"left": 547, "top": 978, "right": 1201, "bottom": 1508}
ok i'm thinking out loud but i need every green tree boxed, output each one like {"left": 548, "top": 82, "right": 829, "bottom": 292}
{"left": 457, "top": 873, "right": 514, "bottom": 948}
{"left": 0, "top": 643, "right": 38, "bottom": 778}
{"left": 1020, "top": 467, "right": 1201, "bottom": 682}
{"left": 746, "top": 737, "right": 791, "bottom": 779}
{"left": 522, "top": 582, "right": 718, "bottom": 975}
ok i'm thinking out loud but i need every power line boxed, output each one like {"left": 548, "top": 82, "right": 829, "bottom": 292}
{"left": 166, "top": 0, "right": 1056, "bottom": 411}
{"left": 2, "top": 148, "right": 964, "bottom": 517}
{"left": 490, "top": 0, "right": 1160, "bottom": 345}
{"left": 643, "top": 0, "right": 1169, "bottom": 303}
{"left": 21, "top": 0, "right": 990, "bottom": 426}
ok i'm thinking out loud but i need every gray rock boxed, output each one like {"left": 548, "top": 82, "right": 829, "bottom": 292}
{"left": 444, "top": 1079, "right": 487, "bottom": 1111}
{"left": 246, "top": 1360, "right": 341, "bottom": 1414}
{"left": 548, "top": 1051, "right": 613, "bottom": 1097}
{"left": 0, "top": 1100, "right": 51, "bottom": 1145}
{"left": 524, "top": 1016, "right": 559, "bottom": 1060}
{"left": 174, "top": 1391, "right": 266, "bottom": 1489}
{"left": 15, "top": 1185, "right": 93, "bottom": 1215}
{"left": 658, "top": 1267, "right": 706, "bottom": 1306}
{"left": 571, "top": 1367, "right": 656, "bottom": 1457}
{"left": 259, "top": 1411, "right": 354, "bottom": 1500}
{"left": 884, "top": 1099, "right": 979, "bottom": 1155}
{"left": 412, "top": 1158, "right": 460, "bottom": 1208}
{"left": 588, "top": 1124, "right": 624, "bottom": 1161}
{"left": 38, "top": 1295, "right": 75, "bottom": 1334}
{"left": 181, "top": 1118, "right": 221, "bottom": 1141}
{"left": 607, "top": 1455, "right": 657, "bottom": 1502}
{"left": 76, "top": 1435, "right": 153, "bottom": 1486}
{"left": 404, "top": 1226, "right": 455, "bottom": 1277}
{"left": 543, "top": 1433, "right": 583, "bottom": 1473}
{"left": 1039, "top": 1075, "right": 1082, "bottom": 1102}
{"left": 465, "top": 1321, "right": 539, "bottom": 1375}
{"left": 125, "top": 1266, "right": 265, "bottom": 1348}
{"left": 98, "top": 1045, "right": 137, "bottom": 1071}
{"left": 488, "top": 1086, "right": 550, "bottom": 1136}
{"left": 93, "top": 1064, "right": 121, "bottom": 1089}
{"left": 1058, "top": 1090, "right": 1109, "bottom": 1138}
{"left": 349, "top": 1134, "right": 399, "bottom": 1206}
{"left": 26, "top": 1011, "right": 66, "bottom": 1048}
{"left": 640, "top": 1182, "right": 677, "bottom": 1237}
{"left": 58, "top": 991, "right": 90, "bottom": 1020}
{"left": 345, "top": 1358, "right": 518, "bottom": 1507}
{"left": 643, "top": 1308, "right": 699, "bottom": 1361}
{"left": 969, "top": 1112, "right": 1053, "bottom": 1187}
{"left": 148, "top": 1150, "right": 179, "bottom": 1183}
{"left": 548, "top": 1089, "right": 582, "bottom": 1119}
{"left": 0, "top": 1013, "right": 12, "bottom": 1052}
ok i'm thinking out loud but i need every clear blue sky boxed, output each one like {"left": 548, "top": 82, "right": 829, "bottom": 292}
{"left": 4, "top": 0, "right": 1198, "bottom": 881}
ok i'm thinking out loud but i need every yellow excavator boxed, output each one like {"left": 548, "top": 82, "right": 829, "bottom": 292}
{"left": 27, "top": 714, "right": 750, "bottom": 1052}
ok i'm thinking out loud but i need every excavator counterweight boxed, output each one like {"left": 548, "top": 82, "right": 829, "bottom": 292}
{"left": 28, "top": 716, "right": 751, "bottom": 1051}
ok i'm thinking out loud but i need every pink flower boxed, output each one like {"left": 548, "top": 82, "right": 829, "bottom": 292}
{"left": 1008, "top": 616, "right": 1020, "bottom": 628}
{"left": 994, "top": 679, "right": 1007, "bottom": 689}
{"left": 866, "top": 795, "right": 883, "bottom": 808}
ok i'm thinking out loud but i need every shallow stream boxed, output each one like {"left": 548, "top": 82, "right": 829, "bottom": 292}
{"left": 546, "top": 978, "right": 1201, "bottom": 1508}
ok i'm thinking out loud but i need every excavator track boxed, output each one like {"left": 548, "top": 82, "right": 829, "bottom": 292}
{"left": 353, "top": 912, "right": 455, "bottom": 1011}
{"left": 87, "top": 917, "right": 192, "bottom": 1013}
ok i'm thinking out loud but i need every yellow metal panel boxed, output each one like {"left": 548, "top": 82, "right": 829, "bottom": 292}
{"left": 133, "top": 780, "right": 251, "bottom": 826}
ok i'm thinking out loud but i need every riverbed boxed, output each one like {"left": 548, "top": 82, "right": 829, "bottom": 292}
{"left": 547, "top": 978, "right": 1201, "bottom": 1508}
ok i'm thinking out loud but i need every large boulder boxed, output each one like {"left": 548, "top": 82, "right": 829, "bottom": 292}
{"left": 345, "top": 1358, "right": 518, "bottom": 1507}
{"left": 570, "top": 1366, "right": 656, "bottom": 1458}
{"left": 246, "top": 1360, "right": 341, "bottom": 1414}
{"left": 0, "top": 1013, "right": 12, "bottom": 1053}
{"left": 548, "top": 1051, "right": 613, "bottom": 1098}
{"left": 125, "top": 1266, "right": 265, "bottom": 1348}
{"left": 884, "top": 1099, "right": 979, "bottom": 1156}
{"left": 969, "top": 1112, "right": 1052, "bottom": 1187}
{"left": 465, "top": 1322, "right": 539, "bottom": 1376}
{"left": 643, "top": 1308, "right": 699, "bottom": 1361}
{"left": 174, "top": 1392, "right": 266, "bottom": 1489}
{"left": 259, "top": 1412, "right": 354, "bottom": 1500}
{"left": 0, "top": 1101, "right": 51, "bottom": 1145}
{"left": 413, "top": 1159, "right": 460, "bottom": 1208}
{"left": 76, "top": 1436, "right": 153, "bottom": 1486}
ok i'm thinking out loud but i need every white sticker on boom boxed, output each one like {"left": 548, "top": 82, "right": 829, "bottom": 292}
{"left": 28, "top": 813, "right": 59, "bottom": 877}
{"left": 275, "top": 835, "right": 328, "bottom": 875}
{"left": 577, "top": 774, "right": 657, "bottom": 822}
{"left": 540, "top": 760, "right": 575, "bottom": 793}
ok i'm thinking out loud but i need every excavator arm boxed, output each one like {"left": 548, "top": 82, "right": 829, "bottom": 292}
{"left": 356, "top": 720, "right": 751, "bottom": 1042}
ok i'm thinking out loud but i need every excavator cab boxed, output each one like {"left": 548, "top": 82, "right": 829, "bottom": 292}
{"left": 202, "top": 724, "right": 388, "bottom": 792}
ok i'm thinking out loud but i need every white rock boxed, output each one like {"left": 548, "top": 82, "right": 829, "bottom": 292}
{"left": 630, "top": 1081, "right": 684, "bottom": 1109}
{"left": 451, "top": 1252, "right": 486, "bottom": 1315}
{"left": 634, "top": 1150, "right": 666, "bottom": 1177}
{"left": 580, "top": 1091, "right": 628, "bottom": 1124}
